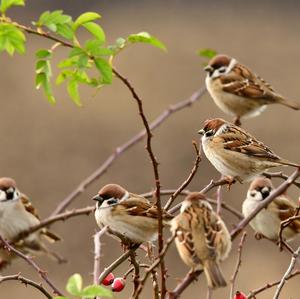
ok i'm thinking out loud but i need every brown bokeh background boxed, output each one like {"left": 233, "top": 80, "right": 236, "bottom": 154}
{"left": 1, "top": 0, "right": 300, "bottom": 298}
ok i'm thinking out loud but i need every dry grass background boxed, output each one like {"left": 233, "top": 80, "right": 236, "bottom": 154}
{"left": 0, "top": 0, "right": 300, "bottom": 298}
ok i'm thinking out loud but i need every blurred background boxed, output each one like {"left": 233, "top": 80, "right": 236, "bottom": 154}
{"left": 1, "top": 0, "right": 300, "bottom": 298}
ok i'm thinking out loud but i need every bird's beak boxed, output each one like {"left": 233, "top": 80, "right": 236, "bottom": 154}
{"left": 204, "top": 65, "right": 213, "bottom": 73}
{"left": 198, "top": 129, "right": 205, "bottom": 135}
{"left": 92, "top": 194, "right": 104, "bottom": 205}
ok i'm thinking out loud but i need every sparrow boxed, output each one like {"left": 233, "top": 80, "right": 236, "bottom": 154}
{"left": 170, "top": 193, "right": 231, "bottom": 289}
{"left": 242, "top": 177, "right": 300, "bottom": 241}
{"left": 198, "top": 118, "right": 299, "bottom": 182}
{"left": 204, "top": 54, "right": 299, "bottom": 123}
{"left": 0, "top": 177, "right": 62, "bottom": 269}
{"left": 93, "top": 184, "right": 173, "bottom": 244}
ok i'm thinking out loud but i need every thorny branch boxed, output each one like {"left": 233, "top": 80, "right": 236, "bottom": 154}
{"left": 278, "top": 206, "right": 300, "bottom": 250}
{"left": 133, "top": 235, "right": 176, "bottom": 299}
{"left": 112, "top": 68, "right": 166, "bottom": 298}
{"left": 230, "top": 232, "right": 247, "bottom": 298}
{"left": 0, "top": 273, "right": 52, "bottom": 299}
{"left": 93, "top": 226, "right": 108, "bottom": 286}
{"left": 142, "top": 189, "right": 243, "bottom": 219}
{"left": 14, "top": 206, "right": 95, "bottom": 242}
{"left": 0, "top": 235, "right": 63, "bottom": 296}
{"left": 272, "top": 247, "right": 300, "bottom": 299}
{"left": 98, "top": 244, "right": 140, "bottom": 284}
{"left": 247, "top": 270, "right": 300, "bottom": 298}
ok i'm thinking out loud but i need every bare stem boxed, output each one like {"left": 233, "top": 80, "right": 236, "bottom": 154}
{"left": 230, "top": 232, "right": 247, "bottom": 298}
{"left": 272, "top": 247, "right": 300, "bottom": 299}
{"left": 0, "top": 273, "right": 52, "bottom": 299}
{"left": 164, "top": 141, "right": 201, "bottom": 210}
{"left": 0, "top": 235, "right": 63, "bottom": 296}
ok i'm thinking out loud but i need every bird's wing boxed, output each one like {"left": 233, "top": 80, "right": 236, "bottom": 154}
{"left": 220, "top": 63, "right": 276, "bottom": 100}
{"left": 117, "top": 199, "right": 173, "bottom": 221}
{"left": 218, "top": 124, "right": 281, "bottom": 161}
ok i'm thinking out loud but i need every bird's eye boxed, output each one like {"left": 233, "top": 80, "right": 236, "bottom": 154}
{"left": 205, "top": 130, "right": 214, "bottom": 137}
{"left": 101, "top": 194, "right": 112, "bottom": 200}
{"left": 218, "top": 67, "right": 226, "bottom": 74}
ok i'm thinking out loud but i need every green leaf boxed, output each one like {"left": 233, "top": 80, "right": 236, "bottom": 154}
{"left": 69, "top": 47, "right": 85, "bottom": 58}
{"left": 73, "top": 12, "right": 101, "bottom": 30}
{"left": 66, "top": 273, "right": 82, "bottom": 295}
{"left": 0, "top": 23, "right": 26, "bottom": 55}
{"left": 67, "top": 80, "right": 81, "bottom": 106}
{"left": 80, "top": 285, "right": 112, "bottom": 298}
{"left": 0, "top": 0, "right": 24, "bottom": 14}
{"left": 53, "top": 297, "right": 69, "bottom": 299}
{"left": 94, "top": 58, "right": 112, "bottom": 84}
{"left": 56, "top": 70, "right": 72, "bottom": 85}
{"left": 198, "top": 48, "right": 217, "bottom": 59}
{"left": 36, "top": 49, "right": 52, "bottom": 59}
{"left": 127, "top": 32, "right": 166, "bottom": 51}
{"left": 84, "top": 40, "right": 112, "bottom": 56}
{"left": 82, "top": 22, "right": 105, "bottom": 43}
{"left": 56, "top": 23, "right": 74, "bottom": 40}
{"left": 36, "top": 10, "right": 73, "bottom": 37}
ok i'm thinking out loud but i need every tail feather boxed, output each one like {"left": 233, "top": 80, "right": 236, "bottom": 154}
{"left": 278, "top": 159, "right": 300, "bottom": 168}
{"left": 40, "top": 228, "right": 61, "bottom": 242}
{"left": 203, "top": 260, "right": 227, "bottom": 289}
{"left": 278, "top": 98, "right": 300, "bottom": 110}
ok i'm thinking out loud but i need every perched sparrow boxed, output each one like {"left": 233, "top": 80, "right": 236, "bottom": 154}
{"left": 204, "top": 54, "right": 299, "bottom": 123}
{"left": 93, "top": 184, "right": 173, "bottom": 244}
{"left": 198, "top": 118, "right": 299, "bottom": 182}
{"left": 0, "top": 177, "right": 62, "bottom": 269}
{"left": 243, "top": 177, "right": 300, "bottom": 241}
{"left": 170, "top": 193, "right": 231, "bottom": 289}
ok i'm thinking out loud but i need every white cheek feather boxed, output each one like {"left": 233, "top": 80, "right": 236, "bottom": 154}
{"left": 120, "top": 191, "right": 129, "bottom": 201}
{"left": 247, "top": 190, "right": 263, "bottom": 202}
{"left": 0, "top": 190, "right": 6, "bottom": 201}
{"left": 180, "top": 200, "right": 192, "bottom": 213}
{"left": 226, "top": 58, "right": 237, "bottom": 74}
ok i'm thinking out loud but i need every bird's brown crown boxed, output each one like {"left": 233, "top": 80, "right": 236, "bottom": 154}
{"left": 185, "top": 192, "right": 206, "bottom": 202}
{"left": 208, "top": 54, "right": 231, "bottom": 69}
{"left": 98, "top": 184, "right": 127, "bottom": 199}
{"left": 203, "top": 118, "right": 226, "bottom": 133}
{"left": 249, "top": 177, "right": 274, "bottom": 191}
{"left": 0, "top": 177, "right": 17, "bottom": 190}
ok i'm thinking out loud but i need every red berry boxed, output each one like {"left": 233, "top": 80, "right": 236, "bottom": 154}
{"left": 101, "top": 272, "right": 115, "bottom": 286}
{"left": 234, "top": 291, "right": 247, "bottom": 299}
{"left": 111, "top": 277, "right": 125, "bottom": 292}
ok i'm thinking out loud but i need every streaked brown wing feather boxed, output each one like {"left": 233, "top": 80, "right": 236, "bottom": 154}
{"left": 120, "top": 199, "right": 173, "bottom": 220}
{"left": 221, "top": 125, "right": 280, "bottom": 161}
{"left": 221, "top": 64, "right": 276, "bottom": 99}
{"left": 21, "top": 193, "right": 40, "bottom": 219}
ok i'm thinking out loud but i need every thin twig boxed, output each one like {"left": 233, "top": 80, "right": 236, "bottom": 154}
{"left": 98, "top": 244, "right": 140, "bottom": 284}
{"left": 164, "top": 141, "right": 201, "bottom": 210}
{"left": 206, "top": 288, "right": 212, "bottom": 299}
{"left": 93, "top": 227, "right": 108, "bottom": 286}
{"left": 112, "top": 68, "right": 166, "bottom": 298}
{"left": 272, "top": 246, "right": 300, "bottom": 299}
{"left": 231, "top": 168, "right": 300, "bottom": 240}
{"left": 0, "top": 273, "right": 52, "bottom": 299}
{"left": 51, "top": 86, "right": 206, "bottom": 215}
{"left": 0, "top": 235, "right": 63, "bottom": 296}
{"left": 133, "top": 235, "right": 176, "bottom": 299}
{"left": 143, "top": 189, "right": 243, "bottom": 219}
{"left": 247, "top": 270, "right": 300, "bottom": 298}
{"left": 278, "top": 206, "right": 300, "bottom": 249}
{"left": 14, "top": 206, "right": 94, "bottom": 242}
{"left": 216, "top": 184, "right": 223, "bottom": 216}
{"left": 230, "top": 232, "right": 247, "bottom": 298}
{"left": 263, "top": 171, "right": 300, "bottom": 189}
{"left": 167, "top": 270, "right": 203, "bottom": 299}
{"left": 129, "top": 250, "right": 140, "bottom": 297}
